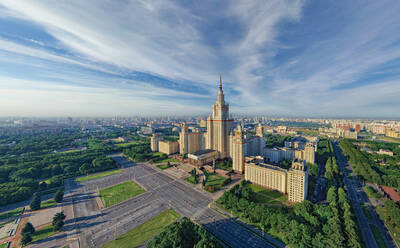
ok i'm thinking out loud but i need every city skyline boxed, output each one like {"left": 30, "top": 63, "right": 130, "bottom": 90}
{"left": 1, "top": 1, "right": 400, "bottom": 117}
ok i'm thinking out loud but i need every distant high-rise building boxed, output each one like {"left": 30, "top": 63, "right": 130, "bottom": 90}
{"left": 256, "top": 123, "right": 263, "bottom": 137}
{"left": 355, "top": 123, "right": 361, "bottom": 132}
{"left": 150, "top": 133, "right": 162, "bottom": 152}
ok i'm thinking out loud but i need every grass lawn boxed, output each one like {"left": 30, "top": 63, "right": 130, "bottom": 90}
{"left": 379, "top": 136, "right": 400, "bottom": 144}
{"left": 115, "top": 142, "right": 141, "bottom": 148}
{"left": 76, "top": 169, "right": 124, "bottom": 182}
{"left": 361, "top": 204, "right": 373, "bottom": 220}
{"left": 247, "top": 184, "right": 287, "bottom": 203}
{"left": 0, "top": 243, "right": 9, "bottom": 248}
{"left": 363, "top": 186, "right": 382, "bottom": 199}
{"left": 157, "top": 163, "right": 172, "bottom": 170}
{"left": 204, "top": 171, "right": 226, "bottom": 189}
{"left": 41, "top": 199, "right": 57, "bottom": 209}
{"left": 184, "top": 175, "right": 197, "bottom": 184}
{"left": 369, "top": 224, "right": 387, "bottom": 248}
{"left": 100, "top": 181, "right": 145, "bottom": 207}
{"left": 102, "top": 209, "right": 179, "bottom": 248}
{"left": 31, "top": 224, "right": 57, "bottom": 243}
{"left": 59, "top": 149, "right": 81, "bottom": 154}
{"left": 0, "top": 207, "right": 23, "bottom": 221}
{"left": 215, "top": 161, "right": 232, "bottom": 171}
{"left": 152, "top": 152, "right": 164, "bottom": 157}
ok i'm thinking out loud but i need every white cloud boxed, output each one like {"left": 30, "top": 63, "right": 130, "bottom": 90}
{"left": 0, "top": 76, "right": 209, "bottom": 116}
{"left": 0, "top": 0, "right": 220, "bottom": 85}
{"left": 0, "top": 0, "right": 399, "bottom": 117}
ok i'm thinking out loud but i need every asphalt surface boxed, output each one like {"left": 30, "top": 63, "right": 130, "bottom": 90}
{"left": 33, "top": 155, "right": 282, "bottom": 248}
{"left": 333, "top": 141, "right": 397, "bottom": 248}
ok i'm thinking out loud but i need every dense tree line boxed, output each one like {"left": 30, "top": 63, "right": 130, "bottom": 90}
{"left": 316, "top": 139, "right": 334, "bottom": 165}
{"left": 217, "top": 181, "right": 363, "bottom": 247}
{"left": 123, "top": 143, "right": 154, "bottom": 162}
{"left": 264, "top": 134, "right": 292, "bottom": 148}
{"left": 153, "top": 127, "right": 179, "bottom": 137}
{"left": 147, "top": 217, "right": 222, "bottom": 248}
{"left": 340, "top": 139, "right": 400, "bottom": 189}
{"left": 360, "top": 140, "right": 400, "bottom": 155}
{"left": 269, "top": 121, "right": 327, "bottom": 129}
{"left": 0, "top": 130, "right": 125, "bottom": 206}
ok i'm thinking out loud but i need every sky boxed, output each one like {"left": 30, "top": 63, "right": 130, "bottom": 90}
{"left": 0, "top": 0, "right": 400, "bottom": 118}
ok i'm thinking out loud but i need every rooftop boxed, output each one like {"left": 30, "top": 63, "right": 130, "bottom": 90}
{"left": 380, "top": 185, "right": 400, "bottom": 202}
{"left": 190, "top": 149, "right": 216, "bottom": 156}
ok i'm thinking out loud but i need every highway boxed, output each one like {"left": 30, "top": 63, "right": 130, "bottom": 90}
{"left": 333, "top": 141, "right": 397, "bottom": 248}
{"left": 34, "top": 155, "right": 282, "bottom": 248}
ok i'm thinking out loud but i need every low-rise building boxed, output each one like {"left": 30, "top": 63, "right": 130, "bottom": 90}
{"left": 187, "top": 149, "right": 218, "bottom": 166}
{"left": 377, "top": 149, "right": 394, "bottom": 156}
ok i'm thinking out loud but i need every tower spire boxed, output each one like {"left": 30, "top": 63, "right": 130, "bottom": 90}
{"left": 219, "top": 74, "right": 222, "bottom": 90}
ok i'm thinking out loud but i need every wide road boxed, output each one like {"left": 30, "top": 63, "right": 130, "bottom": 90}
{"left": 333, "top": 141, "right": 397, "bottom": 248}
{"left": 34, "top": 156, "right": 282, "bottom": 248}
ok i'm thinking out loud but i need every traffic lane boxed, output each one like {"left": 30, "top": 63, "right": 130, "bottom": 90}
{"left": 86, "top": 202, "right": 167, "bottom": 248}
{"left": 198, "top": 209, "right": 274, "bottom": 248}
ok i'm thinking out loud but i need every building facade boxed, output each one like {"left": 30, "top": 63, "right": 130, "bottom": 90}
{"left": 158, "top": 140, "right": 179, "bottom": 155}
{"left": 205, "top": 76, "right": 234, "bottom": 159}
{"left": 231, "top": 124, "right": 265, "bottom": 173}
{"left": 287, "top": 161, "right": 308, "bottom": 202}
{"left": 187, "top": 149, "right": 218, "bottom": 166}
{"left": 244, "top": 157, "right": 287, "bottom": 194}
{"left": 244, "top": 159, "right": 308, "bottom": 203}
{"left": 150, "top": 133, "right": 162, "bottom": 152}
{"left": 179, "top": 123, "right": 206, "bottom": 154}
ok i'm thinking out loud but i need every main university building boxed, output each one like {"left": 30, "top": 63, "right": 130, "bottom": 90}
{"left": 152, "top": 76, "right": 309, "bottom": 202}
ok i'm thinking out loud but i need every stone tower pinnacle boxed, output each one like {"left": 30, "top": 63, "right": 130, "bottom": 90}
{"left": 219, "top": 74, "right": 222, "bottom": 91}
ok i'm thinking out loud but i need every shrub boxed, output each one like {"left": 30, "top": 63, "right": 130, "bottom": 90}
{"left": 30, "top": 192, "right": 41, "bottom": 211}
{"left": 54, "top": 189, "right": 64, "bottom": 203}
{"left": 220, "top": 177, "right": 232, "bottom": 187}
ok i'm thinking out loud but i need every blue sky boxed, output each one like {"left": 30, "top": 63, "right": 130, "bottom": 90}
{"left": 0, "top": 0, "right": 399, "bottom": 117}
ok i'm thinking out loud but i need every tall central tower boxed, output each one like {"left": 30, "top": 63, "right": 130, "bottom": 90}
{"left": 206, "top": 75, "right": 234, "bottom": 158}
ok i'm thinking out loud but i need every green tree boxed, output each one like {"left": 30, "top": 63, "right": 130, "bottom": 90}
{"left": 53, "top": 219, "right": 64, "bottom": 231}
{"left": 327, "top": 186, "right": 337, "bottom": 204}
{"left": 52, "top": 211, "right": 66, "bottom": 231}
{"left": 337, "top": 187, "right": 347, "bottom": 206}
{"left": 54, "top": 189, "right": 64, "bottom": 203}
{"left": 22, "top": 222, "right": 35, "bottom": 235}
{"left": 21, "top": 233, "right": 32, "bottom": 246}
{"left": 30, "top": 192, "right": 41, "bottom": 211}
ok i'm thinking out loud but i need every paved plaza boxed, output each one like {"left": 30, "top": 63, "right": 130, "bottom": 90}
{"left": 26, "top": 156, "right": 283, "bottom": 248}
